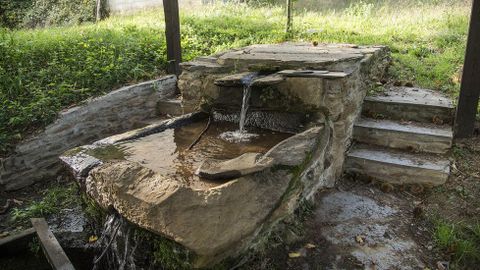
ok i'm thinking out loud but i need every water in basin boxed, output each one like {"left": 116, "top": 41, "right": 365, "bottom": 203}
{"left": 118, "top": 119, "right": 292, "bottom": 190}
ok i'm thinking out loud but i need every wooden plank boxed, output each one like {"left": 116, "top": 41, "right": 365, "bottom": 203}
{"left": 163, "top": 0, "right": 182, "bottom": 76}
{"left": 0, "top": 228, "right": 36, "bottom": 255}
{"left": 286, "top": 0, "right": 292, "bottom": 33}
{"left": 454, "top": 0, "right": 480, "bottom": 138}
{"left": 31, "top": 218, "right": 75, "bottom": 270}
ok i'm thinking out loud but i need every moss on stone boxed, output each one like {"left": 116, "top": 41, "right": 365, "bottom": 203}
{"left": 152, "top": 236, "right": 193, "bottom": 270}
{"left": 81, "top": 193, "right": 106, "bottom": 225}
{"left": 86, "top": 144, "right": 127, "bottom": 161}
{"left": 62, "top": 146, "right": 84, "bottom": 157}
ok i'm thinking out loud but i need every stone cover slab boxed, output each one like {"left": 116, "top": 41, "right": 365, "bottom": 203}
{"left": 216, "top": 43, "right": 381, "bottom": 69}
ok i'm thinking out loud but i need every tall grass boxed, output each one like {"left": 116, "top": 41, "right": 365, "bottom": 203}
{"left": 0, "top": 1, "right": 471, "bottom": 154}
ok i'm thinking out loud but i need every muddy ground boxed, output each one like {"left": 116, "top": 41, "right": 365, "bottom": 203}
{"left": 244, "top": 133, "right": 480, "bottom": 270}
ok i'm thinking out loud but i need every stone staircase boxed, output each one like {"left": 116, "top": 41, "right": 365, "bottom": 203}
{"left": 157, "top": 97, "right": 183, "bottom": 116}
{"left": 345, "top": 86, "right": 455, "bottom": 186}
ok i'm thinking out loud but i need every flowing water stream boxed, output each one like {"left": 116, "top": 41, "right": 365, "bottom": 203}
{"left": 239, "top": 72, "right": 257, "bottom": 132}
{"left": 219, "top": 72, "right": 259, "bottom": 143}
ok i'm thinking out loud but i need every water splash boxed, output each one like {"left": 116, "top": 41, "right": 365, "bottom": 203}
{"left": 220, "top": 72, "right": 258, "bottom": 142}
{"left": 219, "top": 130, "right": 258, "bottom": 143}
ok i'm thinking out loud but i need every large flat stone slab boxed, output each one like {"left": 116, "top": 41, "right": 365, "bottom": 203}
{"left": 216, "top": 43, "right": 384, "bottom": 70}
{"left": 345, "top": 145, "right": 450, "bottom": 186}
{"left": 354, "top": 118, "right": 453, "bottom": 154}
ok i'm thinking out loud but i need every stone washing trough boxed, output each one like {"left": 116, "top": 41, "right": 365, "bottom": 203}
{"left": 60, "top": 111, "right": 325, "bottom": 266}
{"left": 61, "top": 43, "right": 390, "bottom": 267}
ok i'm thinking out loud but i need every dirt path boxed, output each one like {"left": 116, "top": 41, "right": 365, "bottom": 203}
{"left": 244, "top": 177, "right": 444, "bottom": 270}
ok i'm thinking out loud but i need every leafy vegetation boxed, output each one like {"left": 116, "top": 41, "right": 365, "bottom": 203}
{"left": 10, "top": 183, "right": 79, "bottom": 224}
{"left": 0, "top": 0, "right": 33, "bottom": 28}
{"left": 22, "top": 0, "right": 96, "bottom": 28}
{"left": 0, "top": 0, "right": 96, "bottom": 29}
{"left": 0, "top": 1, "right": 470, "bottom": 155}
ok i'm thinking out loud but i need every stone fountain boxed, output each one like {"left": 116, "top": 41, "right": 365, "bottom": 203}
{"left": 61, "top": 43, "right": 389, "bottom": 268}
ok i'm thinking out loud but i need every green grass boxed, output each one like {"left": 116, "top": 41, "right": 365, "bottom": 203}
{"left": 0, "top": 0, "right": 471, "bottom": 154}
{"left": 10, "top": 183, "right": 79, "bottom": 224}
{"left": 434, "top": 221, "right": 480, "bottom": 269}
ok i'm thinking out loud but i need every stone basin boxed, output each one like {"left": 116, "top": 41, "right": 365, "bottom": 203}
{"left": 61, "top": 112, "right": 326, "bottom": 266}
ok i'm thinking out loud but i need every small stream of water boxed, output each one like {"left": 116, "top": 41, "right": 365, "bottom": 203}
{"left": 92, "top": 213, "right": 140, "bottom": 270}
{"left": 219, "top": 72, "right": 259, "bottom": 143}
{"left": 239, "top": 72, "right": 257, "bottom": 132}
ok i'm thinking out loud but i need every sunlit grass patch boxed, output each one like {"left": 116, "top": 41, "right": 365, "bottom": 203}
{"left": 434, "top": 220, "right": 480, "bottom": 268}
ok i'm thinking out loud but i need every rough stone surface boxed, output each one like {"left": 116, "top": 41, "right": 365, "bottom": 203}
{"left": 262, "top": 127, "right": 321, "bottom": 166}
{"left": 156, "top": 98, "right": 183, "bottom": 116}
{"left": 354, "top": 118, "right": 453, "bottom": 154}
{"left": 196, "top": 153, "right": 274, "bottom": 180}
{"left": 0, "top": 76, "right": 177, "bottom": 190}
{"left": 346, "top": 145, "right": 450, "bottom": 186}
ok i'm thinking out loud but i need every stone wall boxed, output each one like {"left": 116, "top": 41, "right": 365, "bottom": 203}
{"left": 0, "top": 76, "right": 177, "bottom": 191}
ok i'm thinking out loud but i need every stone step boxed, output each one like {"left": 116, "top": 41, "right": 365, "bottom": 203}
{"left": 363, "top": 87, "right": 455, "bottom": 124}
{"left": 345, "top": 145, "right": 450, "bottom": 186}
{"left": 157, "top": 98, "right": 183, "bottom": 116}
{"left": 353, "top": 118, "right": 453, "bottom": 154}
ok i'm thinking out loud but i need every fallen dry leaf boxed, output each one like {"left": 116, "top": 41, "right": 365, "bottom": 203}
{"left": 305, "top": 243, "right": 316, "bottom": 249}
{"left": 88, "top": 235, "right": 98, "bottom": 243}
{"left": 288, "top": 252, "right": 302, "bottom": 258}
{"left": 355, "top": 235, "right": 366, "bottom": 245}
